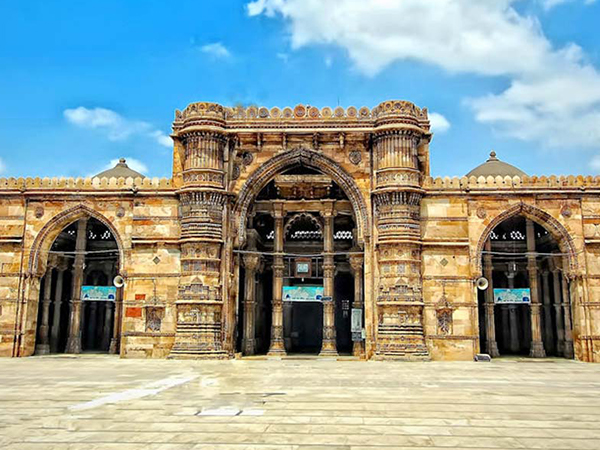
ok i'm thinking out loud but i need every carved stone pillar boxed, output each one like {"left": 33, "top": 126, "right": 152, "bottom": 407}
{"left": 35, "top": 266, "right": 54, "bottom": 355}
{"left": 550, "top": 257, "right": 565, "bottom": 356}
{"left": 50, "top": 265, "right": 66, "bottom": 353}
{"left": 372, "top": 108, "right": 429, "bottom": 360}
{"left": 268, "top": 203, "right": 286, "bottom": 356}
{"left": 483, "top": 240, "right": 499, "bottom": 357}
{"left": 66, "top": 217, "right": 89, "bottom": 354}
{"left": 242, "top": 253, "right": 260, "bottom": 355}
{"left": 349, "top": 253, "right": 365, "bottom": 357}
{"left": 101, "top": 301, "right": 113, "bottom": 351}
{"left": 170, "top": 105, "right": 229, "bottom": 359}
{"left": 526, "top": 219, "right": 546, "bottom": 358}
{"left": 109, "top": 286, "right": 122, "bottom": 354}
{"left": 319, "top": 204, "right": 338, "bottom": 356}
{"left": 561, "top": 259, "right": 574, "bottom": 359}
{"left": 506, "top": 272, "right": 520, "bottom": 353}
{"left": 88, "top": 301, "right": 99, "bottom": 349}
{"left": 541, "top": 268, "right": 555, "bottom": 354}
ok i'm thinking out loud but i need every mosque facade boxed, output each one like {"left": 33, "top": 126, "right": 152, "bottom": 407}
{"left": 0, "top": 100, "right": 598, "bottom": 362}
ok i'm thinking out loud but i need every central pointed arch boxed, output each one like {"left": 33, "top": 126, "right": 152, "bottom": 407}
{"left": 233, "top": 147, "right": 371, "bottom": 247}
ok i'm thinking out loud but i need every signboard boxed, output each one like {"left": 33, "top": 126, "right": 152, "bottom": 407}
{"left": 282, "top": 286, "right": 324, "bottom": 302}
{"left": 493, "top": 288, "right": 531, "bottom": 304}
{"left": 351, "top": 308, "right": 363, "bottom": 342}
{"left": 81, "top": 286, "right": 117, "bottom": 302}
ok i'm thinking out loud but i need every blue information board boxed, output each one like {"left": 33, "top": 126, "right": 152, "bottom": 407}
{"left": 81, "top": 286, "right": 117, "bottom": 301}
{"left": 282, "top": 286, "right": 324, "bottom": 302}
{"left": 493, "top": 288, "right": 531, "bottom": 304}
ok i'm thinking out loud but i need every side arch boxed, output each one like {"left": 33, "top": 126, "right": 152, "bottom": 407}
{"left": 233, "top": 147, "right": 371, "bottom": 247}
{"left": 28, "top": 204, "right": 126, "bottom": 276}
{"left": 474, "top": 202, "right": 578, "bottom": 276}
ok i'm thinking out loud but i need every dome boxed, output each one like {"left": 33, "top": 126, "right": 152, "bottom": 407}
{"left": 94, "top": 158, "right": 145, "bottom": 179}
{"left": 466, "top": 151, "right": 527, "bottom": 178}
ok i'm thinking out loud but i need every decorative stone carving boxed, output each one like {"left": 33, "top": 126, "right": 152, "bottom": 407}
{"left": 145, "top": 306, "right": 164, "bottom": 332}
{"left": 349, "top": 150, "right": 362, "bottom": 165}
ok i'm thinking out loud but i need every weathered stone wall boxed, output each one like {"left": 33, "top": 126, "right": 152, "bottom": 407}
{"left": 0, "top": 179, "right": 179, "bottom": 358}
{"left": 0, "top": 102, "right": 599, "bottom": 362}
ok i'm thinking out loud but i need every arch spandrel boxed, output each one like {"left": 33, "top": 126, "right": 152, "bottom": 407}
{"left": 29, "top": 204, "right": 126, "bottom": 277}
{"left": 231, "top": 147, "right": 371, "bottom": 248}
{"left": 473, "top": 202, "right": 579, "bottom": 277}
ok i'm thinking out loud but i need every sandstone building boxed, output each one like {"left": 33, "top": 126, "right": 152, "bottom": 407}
{"left": 0, "top": 100, "right": 598, "bottom": 362}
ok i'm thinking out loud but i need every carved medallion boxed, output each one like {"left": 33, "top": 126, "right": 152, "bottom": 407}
{"left": 294, "top": 104, "right": 306, "bottom": 117}
{"left": 349, "top": 150, "right": 362, "bottom": 165}
{"left": 116, "top": 206, "right": 125, "bottom": 218}
{"left": 476, "top": 207, "right": 487, "bottom": 219}
{"left": 561, "top": 205, "right": 572, "bottom": 218}
{"left": 34, "top": 207, "right": 44, "bottom": 219}
{"left": 242, "top": 152, "right": 253, "bottom": 166}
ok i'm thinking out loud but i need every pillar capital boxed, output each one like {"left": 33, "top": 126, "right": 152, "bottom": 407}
{"left": 242, "top": 253, "right": 261, "bottom": 272}
{"left": 272, "top": 201, "right": 285, "bottom": 220}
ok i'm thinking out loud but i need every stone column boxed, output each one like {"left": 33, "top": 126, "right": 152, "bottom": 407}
{"left": 526, "top": 219, "right": 546, "bottom": 358}
{"left": 88, "top": 301, "right": 98, "bottom": 349}
{"left": 483, "top": 240, "right": 499, "bottom": 357}
{"left": 349, "top": 253, "right": 365, "bottom": 357}
{"left": 319, "top": 204, "right": 338, "bottom": 356}
{"left": 109, "top": 286, "right": 122, "bottom": 354}
{"left": 169, "top": 105, "right": 229, "bottom": 359}
{"left": 101, "top": 301, "right": 113, "bottom": 351}
{"left": 35, "top": 267, "right": 54, "bottom": 355}
{"left": 506, "top": 271, "right": 520, "bottom": 353}
{"left": 242, "top": 253, "right": 260, "bottom": 355}
{"left": 541, "top": 267, "right": 555, "bottom": 354}
{"left": 550, "top": 257, "right": 565, "bottom": 356}
{"left": 50, "top": 266, "right": 65, "bottom": 353}
{"left": 372, "top": 106, "right": 429, "bottom": 360}
{"left": 561, "top": 259, "right": 575, "bottom": 358}
{"left": 66, "top": 217, "right": 89, "bottom": 354}
{"left": 268, "top": 202, "right": 286, "bottom": 356}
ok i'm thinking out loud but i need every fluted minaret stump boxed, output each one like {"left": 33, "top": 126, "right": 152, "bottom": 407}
{"left": 169, "top": 103, "right": 229, "bottom": 359}
{"left": 372, "top": 102, "right": 430, "bottom": 360}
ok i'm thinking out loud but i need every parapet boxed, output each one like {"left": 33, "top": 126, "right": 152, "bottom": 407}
{"left": 424, "top": 175, "right": 600, "bottom": 192}
{"left": 0, "top": 176, "right": 174, "bottom": 192}
{"left": 173, "top": 100, "right": 431, "bottom": 131}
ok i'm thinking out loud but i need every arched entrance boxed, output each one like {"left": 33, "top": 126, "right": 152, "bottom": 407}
{"left": 234, "top": 149, "right": 367, "bottom": 358}
{"left": 34, "top": 216, "right": 121, "bottom": 355}
{"left": 478, "top": 214, "right": 574, "bottom": 359}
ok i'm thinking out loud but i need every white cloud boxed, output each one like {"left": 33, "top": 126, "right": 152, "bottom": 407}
{"left": 200, "top": 42, "right": 231, "bottom": 59}
{"left": 540, "top": 0, "right": 597, "bottom": 10}
{"left": 0, "top": 157, "right": 5, "bottom": 175}
{"left": 429, "top": 112, "right": 451, "bottom": 134}
{"left": 104, "top": 157, "right": 148, "bottom": 175}
{"left": 64, "top": 107, "right": 171, "bottom": 148}
{"left": 246, "top": 0, "right": 600, "bottom": 151}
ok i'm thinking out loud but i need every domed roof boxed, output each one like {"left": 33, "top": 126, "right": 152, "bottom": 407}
{"left": 466, "top": 151, "right": 527, "bottom": 178}
{"left": 94, "top": 158, "right": 145, "bottom": 179}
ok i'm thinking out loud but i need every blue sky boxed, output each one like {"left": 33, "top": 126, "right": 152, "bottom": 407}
{"left": 1, "top": 0, "right": 599, "bottom": 178}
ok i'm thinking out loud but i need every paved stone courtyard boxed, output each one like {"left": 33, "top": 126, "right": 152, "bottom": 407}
{"left": 1, "top": 356, "right": 600, "bottom": 449}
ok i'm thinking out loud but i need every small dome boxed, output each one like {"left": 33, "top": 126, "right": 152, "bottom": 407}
{"left": 94, "top": 158, "right": 145, "bottom": 179}
{"left": 466, "top": 151, "right": 527, "bottom": 178}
